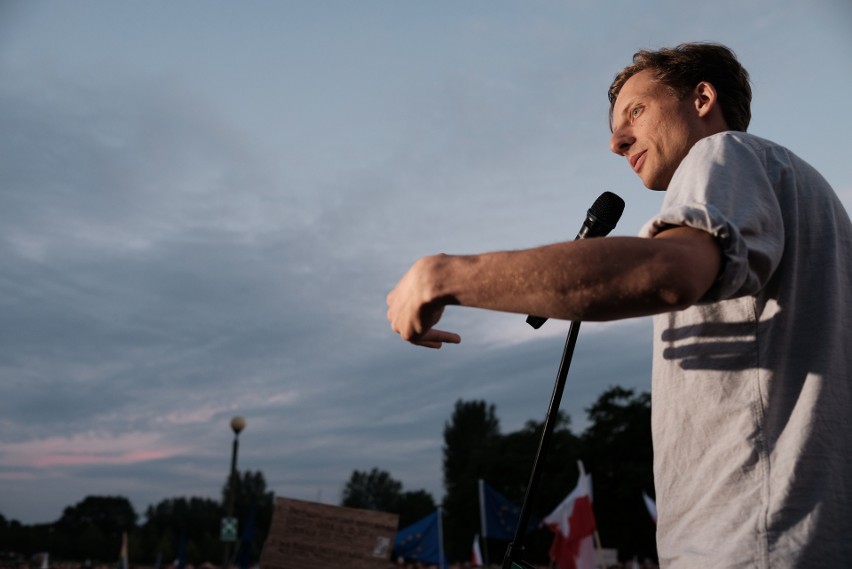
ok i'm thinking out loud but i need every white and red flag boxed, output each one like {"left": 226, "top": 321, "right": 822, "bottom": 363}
{"left": 471, "top": 534, "right": 483, "bottom": 567}
{"left": 543, "top": 461, "right": 597, "bottom": 569}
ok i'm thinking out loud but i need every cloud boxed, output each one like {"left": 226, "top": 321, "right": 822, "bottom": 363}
{"left": 0, "top": 58, "right": 508, "bottom": 520}
{"left": 0, "top": 431, "right": 188, "bottom": 471}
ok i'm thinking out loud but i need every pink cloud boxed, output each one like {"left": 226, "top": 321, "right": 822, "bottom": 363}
{"left": 32, "top": 448, "right": 183, "bottom": 468}
{"left": 0, "top": 432, "right": 188, "bottom": 470}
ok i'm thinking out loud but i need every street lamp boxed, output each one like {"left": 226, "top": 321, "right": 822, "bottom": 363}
{"left": 222, "top": 416, "right": 246, "bottom": 569}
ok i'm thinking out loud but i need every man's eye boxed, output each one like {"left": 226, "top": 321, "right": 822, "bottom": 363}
{"left": 631, "top": 106, "right": 643, "bottom": 120}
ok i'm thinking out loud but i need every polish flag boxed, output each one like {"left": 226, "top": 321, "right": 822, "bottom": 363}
{"left": 471, "top": 534, "right": 483, "bottom": 567}
{"left": 543, "top": 461, "right": 596, "bottom": 569}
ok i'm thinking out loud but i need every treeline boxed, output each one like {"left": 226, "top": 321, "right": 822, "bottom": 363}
{"left": 1, "top": 386, "right": 655, "bottom": 567}
{"left": 343, "top": 386, "right": 656, "bottom": 566}
{"left": 0, "top": 471, "right": 274, "bottom": 566}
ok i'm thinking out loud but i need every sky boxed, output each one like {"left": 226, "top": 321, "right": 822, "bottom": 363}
{"left": 1, "top": 1, "right": 851, "bottom": 526}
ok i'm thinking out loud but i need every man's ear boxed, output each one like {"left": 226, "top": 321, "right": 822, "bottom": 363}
{"left": 694, "top": 81, "right": 718, "bottom": 118}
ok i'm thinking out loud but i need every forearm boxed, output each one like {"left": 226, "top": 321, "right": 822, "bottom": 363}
{"left": 418, "top": 232, "right": 719, "bottom": 322}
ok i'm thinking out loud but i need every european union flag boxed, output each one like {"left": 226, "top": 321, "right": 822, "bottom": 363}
{"left": 237, "top": 505, "right": 256, "bottom": 569}
{"left": 481, "top": 481, "right": 540, "bottom": 541}
{"left": 393, "top": 510, "right": 446, "bottom": 567}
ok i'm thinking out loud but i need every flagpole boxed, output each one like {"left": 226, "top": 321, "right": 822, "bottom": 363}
{"left": 593, "top": 530, "right": 606, "bottom": 569}
{"left": 478, "top": 479, "right": 490, "bottom": 567}
{"left": 120, "top": 531, "right": 128, "bottom": 569}
{"left": 437, "top": 507, "right": 446, "bottom": 569}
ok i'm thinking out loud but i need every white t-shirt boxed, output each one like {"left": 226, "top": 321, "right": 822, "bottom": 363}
{"left": 640, "top": 132, "right": 852, "bottom": 568}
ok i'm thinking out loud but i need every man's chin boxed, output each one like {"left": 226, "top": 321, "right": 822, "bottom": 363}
{"left": 640, "top": 173, "right": 671, "bottom": 191}
{"left": 641, "top": 178, "right": 668, "bottom": 192}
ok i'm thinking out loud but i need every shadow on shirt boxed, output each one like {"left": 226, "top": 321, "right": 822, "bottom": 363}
{"left": 660, "top": 320, "right": 761, "bottom": 371}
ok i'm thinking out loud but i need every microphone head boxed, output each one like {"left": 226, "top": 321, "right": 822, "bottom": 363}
{"left": 526, "top": 190, "right": 626, "bottom": 329}
{"left": 589, "top": 191, "right": 626, "bottom": 229}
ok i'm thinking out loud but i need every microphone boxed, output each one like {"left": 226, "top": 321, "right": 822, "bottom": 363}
{"left": 526, "top": 191, "right": 626, "bottom": 329}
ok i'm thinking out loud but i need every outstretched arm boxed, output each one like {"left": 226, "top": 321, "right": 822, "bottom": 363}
{"left": 386, "top": 226, "right": 721, "bottom": 348}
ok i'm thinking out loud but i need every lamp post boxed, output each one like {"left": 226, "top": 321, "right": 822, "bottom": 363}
{"left": 222, "top": 416, "right": 246, "bottom": 569}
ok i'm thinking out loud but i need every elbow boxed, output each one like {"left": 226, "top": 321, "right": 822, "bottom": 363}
{"left": 648, "top": 226, "right": 722, "bottom": 310}
{"left": 653, "top": 269, "right": 715, "bottom": 311}
{"left": 656, "top": 284, "right": 703, "bottom": 311}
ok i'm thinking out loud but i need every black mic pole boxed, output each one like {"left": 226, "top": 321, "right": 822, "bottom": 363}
{"left": 502, "top": 192, "right": 624, "bottom": 569}
{"left": 502, "top": 319, "right": 583, "bottom": 569}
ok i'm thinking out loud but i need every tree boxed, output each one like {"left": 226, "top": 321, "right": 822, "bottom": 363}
{"left": 139, "top": 470, "right": 274, "bottom": 567}
{"left": 397, "top": 489, "right": 437, "bottom": 528}
{"left": 441, "top": 400, "right": 501, "bottom": 560}
{"left": 341, "top": 469, "right": 436, "bottom": 529}
{"left": 220, "top": 470, "right": 275, "bottom": 564}
{"left": 140, "top": 496, "right": 222, "bottom": 563}
{"left": 580, "top": 386, "right": 655, "bottom": 563}
{"left": 484, "top": 413, "right": 581, "bottom": 504}
{"left": 57, "top": 495, "right": 137, "bottom": 530}
{"left": 450, "top": 411, "right": 580, "bottom": 566}
{"left": 443, "top": 400, "right": 501, "bottom": 492}
{"left": 55, "top": 495, "right": 137, "bottom": 561}
{"left": 0, "top": 516, "right": 49, "bottom": 560}
{"left": 342, "top": 468, "right": 403, "bottom": 512}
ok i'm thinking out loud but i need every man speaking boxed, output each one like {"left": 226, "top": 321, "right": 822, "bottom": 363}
{"left": 387, "top": 43, "right": 852, "bottom": 567}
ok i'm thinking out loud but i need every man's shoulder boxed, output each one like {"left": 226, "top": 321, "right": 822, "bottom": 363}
{"left": 696, "top": 130, "right": 778, "bottom": 153}
{"left": 683, "top": 131, "right": 794, "bottom": 175}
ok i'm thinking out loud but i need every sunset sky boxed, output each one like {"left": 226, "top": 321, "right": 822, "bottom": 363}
{"left": 1, "top": 0, "right": 850, "bottom": 524}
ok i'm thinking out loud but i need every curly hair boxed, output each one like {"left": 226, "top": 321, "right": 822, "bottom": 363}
{"left": 608, "top": 43, "right": 752, "bottom": 132}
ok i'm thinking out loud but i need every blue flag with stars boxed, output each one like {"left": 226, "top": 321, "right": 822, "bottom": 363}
{"left": 482, "top": 481, "right": 540, "bottom": 541}
{"left": 393, "top": 510, "right": 446, "bottom": 567}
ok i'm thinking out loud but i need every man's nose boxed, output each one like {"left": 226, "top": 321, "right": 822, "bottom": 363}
{"left": 610, "top": 127, "right": 634, "bottom": 155}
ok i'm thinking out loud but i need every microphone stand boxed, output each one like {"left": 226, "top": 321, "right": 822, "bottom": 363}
{"left": 501, "top": 318, "right": 582, "bottom": 569}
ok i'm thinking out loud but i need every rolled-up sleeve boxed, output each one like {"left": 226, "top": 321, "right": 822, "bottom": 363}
{"left": 639, "top": 133, "right": 785, "bottom": 303}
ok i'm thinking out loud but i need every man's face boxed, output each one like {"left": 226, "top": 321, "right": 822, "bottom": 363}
{"left": 609, "top": 69, "right": 705, "bottom": 190}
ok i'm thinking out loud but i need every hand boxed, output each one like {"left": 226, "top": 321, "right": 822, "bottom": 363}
{"left": 386, "top": 256, "right": 461, "bottom": 349}
{"left": 394, "top": 326, "right": 462, "bottom": 349}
